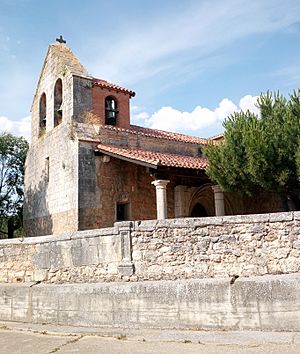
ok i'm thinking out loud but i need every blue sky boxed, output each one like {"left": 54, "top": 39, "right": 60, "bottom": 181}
{"left": 0, "top": 0, "right": 300, "bottom": 140}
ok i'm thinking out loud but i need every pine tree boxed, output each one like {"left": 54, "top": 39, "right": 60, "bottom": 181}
{"left": 205, "top": 89, "right": 300, "bottom": 210}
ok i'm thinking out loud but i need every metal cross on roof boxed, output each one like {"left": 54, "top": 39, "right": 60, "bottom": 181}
{"left": 56, "top": 35, "right": 66, "bottom": 44}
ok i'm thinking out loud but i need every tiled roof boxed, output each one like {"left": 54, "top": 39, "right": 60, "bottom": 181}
{"left": 93, "top": 78, "right": 135, "bottom": 97}
{"left": 209, "top": 133, "right": 224, "bottom": 141}
{"left": 99, "top": 124, "right": 210, "bottom": 145}
{"left": 96, "top": 144, "right": 208, "bottom": 170}
{"left": 131, "top": 125, "right": 210, "bottom": 144}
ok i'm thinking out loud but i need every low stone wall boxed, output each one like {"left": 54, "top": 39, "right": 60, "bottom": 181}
{"left": 132, "top": 213, "right": 300, "bottom": 281}
{"left": 0, "top": 274, "right": 299, "bottom": 331}
{"left": 0, "top": 226, "right": 123, "bottom": 283}
{"left": 0, "top": 212, "right": 299, "bottom": 283}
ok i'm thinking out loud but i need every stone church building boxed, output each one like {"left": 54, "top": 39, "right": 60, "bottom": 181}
{"left": 23, "top": 40, "right": 279, "bottom": 236}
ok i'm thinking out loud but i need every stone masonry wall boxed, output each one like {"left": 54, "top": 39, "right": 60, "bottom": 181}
{"left": 24, "top": 125, "right": 79, "bottom": 236}
{"left": 1, "top": 212, "right": 300, "bottom": 284}
{"left": 25, "top": 44, "right": 86, "bottom": 236}
{"left": 78, "top": 140, "right": 175, "bottom": 230}
{"left": 131, "top": 213, "right": 300, "bottom": 280}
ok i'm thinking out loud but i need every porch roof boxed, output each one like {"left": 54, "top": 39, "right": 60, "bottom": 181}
{"left": 96, "top": 144, "right": 208, "bottom": 170}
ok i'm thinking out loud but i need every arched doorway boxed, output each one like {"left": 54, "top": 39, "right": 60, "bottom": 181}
{"left": 190, "top": 203, "right": 208, "bottom": 217}
{"left": 188, "top": 184, "right": 215, "bottom": 217}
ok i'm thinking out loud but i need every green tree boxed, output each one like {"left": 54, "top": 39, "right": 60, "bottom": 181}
{"left": 0, "top": 133, "right": 28, "bottom": 238}
{"left": 205, "top": 89, "right": 300, "bottom": 210}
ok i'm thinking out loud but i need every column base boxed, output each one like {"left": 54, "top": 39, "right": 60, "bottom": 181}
{"left": 118, "top": 262, "right": 135, "bottom": 276}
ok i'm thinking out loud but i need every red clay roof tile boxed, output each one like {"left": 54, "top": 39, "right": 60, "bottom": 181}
{"left": 93, "top": 78, "right": 135, "bottom": 97}
{"left": 96, "top": 144, "right": 208, "bottom": 170}
{"left": 99, "top": 124, "right": 210, "bottom": 145}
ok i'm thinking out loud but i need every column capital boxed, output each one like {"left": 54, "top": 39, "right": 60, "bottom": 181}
{"left": 211, "top": 184, "right": 223, "bottom": 193}
{"left": 151, "top": 179, "right": 170, "bottom": 188}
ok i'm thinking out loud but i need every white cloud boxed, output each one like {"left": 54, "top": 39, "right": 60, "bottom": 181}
{"left": 0, "top": 116, "right": 31, "bottom": 141}
{"left": 88, "top": 0, "right": 300, "bottom": 86}
{"left": 146, "top": 95, "right": 259, "bottom": 135}
{"left": 239, "top": 95, "right": 260, "bottom": 116}
{"left": 132, "top": 112, "right": 150, "bottom": 122}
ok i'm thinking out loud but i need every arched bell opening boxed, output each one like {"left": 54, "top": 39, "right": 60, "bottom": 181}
{"left": 54, "top": 78, "right": 63, "bottom": 127}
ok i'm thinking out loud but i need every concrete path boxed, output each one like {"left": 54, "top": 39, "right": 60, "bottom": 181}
{"left": 0, "top": 321, "right": 300, "bottom": 354}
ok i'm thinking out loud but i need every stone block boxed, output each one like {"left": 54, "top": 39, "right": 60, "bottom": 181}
{"left": 193, "top": 216, "right": 224, "bottom": 226}
{"left": 33, "top": 269, "right": 48, "bottom": 282}
{"left": 293, "top": 211, "right": 300, "bottom": 220}
{"left": 269, "top": 212, "right": 293, "bottom": 222}
{"left": 118, "top": 262, "right": 134, "bottom": 276}
{"left": 71, "top": 245, "right": 99, "bottom": 266}
{"left": 293, "top": 240, "right": 300, "bottom": 249}
{"left": 32, "top": 251, "right": 50, "bottom": 269}
{"left": 0, "top": 271, "right": 8, "bottom": 283}
{"left": 133, "top": 219, "right": 157, "bottom": 232}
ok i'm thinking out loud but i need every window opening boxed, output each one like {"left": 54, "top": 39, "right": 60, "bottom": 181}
{"left": 116, "top": 203, "right": 130, "bottom": 221}
{"left": 105, "top": 96, "right": 118, "bottom": 125}
{"left": 39, "top": 93, "right": 47, "bottom": 134}
{"left": 45, "top": 157, "right": 50, "bottom": 182}
{"left": 54, "top": 78, "right": 63, "bottom": 127}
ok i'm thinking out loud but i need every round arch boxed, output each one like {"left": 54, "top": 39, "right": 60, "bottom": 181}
{"left": 54, "top": 78, "right": 63, "bottom": 127}
{"left": 188, "top": 184, "right": 235, "bottom": 217}
{"left": 105, "top": 96, "right": 118, "bottom": 125}
{"left": 188, "top": 183, "right": 215, "bottom": 217}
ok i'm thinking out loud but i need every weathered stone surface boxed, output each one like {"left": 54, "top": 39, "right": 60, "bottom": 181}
{"left": 0, "top": 274, "right": 299, "bottom": 331}
{"left": 1, "top": 212, "right": 300, "bottom": 283}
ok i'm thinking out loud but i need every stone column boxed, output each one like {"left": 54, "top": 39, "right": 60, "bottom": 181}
{"left": 151, "top": 179, "right": 170, "bottom": 219}
{"left": 116, "top": 221, "right": 134, "bottom": 277}
{"left": 212, "top": 185, "right": 225, "bottom": 216}
{"left": 174, "top": 185, "right": 190, "bottom": 217}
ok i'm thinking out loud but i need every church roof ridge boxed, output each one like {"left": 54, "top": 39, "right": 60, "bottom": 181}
{"left": 97, "top": 124, "right": 210, "bottom": 145}
{"left": 92, "top": 78, "right": 135, "bottom": 97}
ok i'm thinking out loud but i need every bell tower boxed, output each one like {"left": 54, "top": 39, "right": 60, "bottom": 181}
{"left": 91, "top": 79, "right": 135, "bottom": 129}
{"left": 30, "top": 37, "right": 91, "bottom": 143}
{"left": 24, "top": 38, "right": 136, "bottom": 237}
{"left": 24, "top": 38, "right": 92, "bottom": 236}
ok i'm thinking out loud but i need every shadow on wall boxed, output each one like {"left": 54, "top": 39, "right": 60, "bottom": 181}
{"left": 187, "top": 184, "right": 293, "bottom": 216}
{"left": 242, "top": 191, "right": 294, "bottom": 214}
{"left": 23, "top": 172, "right": 53, "bottom": 237}
{"left": 188, "top": 184, "right": 215, "bottom": 217}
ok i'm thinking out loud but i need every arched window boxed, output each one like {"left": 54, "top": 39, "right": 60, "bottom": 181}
{"left": 54, "top": 78, "right": 63, "bottom": 127}
{"left": 39, "top": 93, "right": 47, "bottom": 132}
{"left": 105, "top": 96, "right": 118, "bottom": 125}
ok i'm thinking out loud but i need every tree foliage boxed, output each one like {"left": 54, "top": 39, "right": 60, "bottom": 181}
{"left": 205, "top": 89, "right": 300, "bottom": 208}
{"left": 0, "top": 133, "right": 28, "bottom": 238}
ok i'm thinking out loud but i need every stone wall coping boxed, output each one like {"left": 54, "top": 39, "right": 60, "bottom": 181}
{"left": 1, "top": 273, "right": 298, "bottom": 290}
{"left": 132, "top": 211, "right": 297, "bottom": 231}
{"left": 0, "top": 282, "right": 36, "bottom": 288}
{"left": 0, "top": 211, "right": 298, "bottom": 244}
{"left": 293, "top": 211, "right": 300, "bottom": 220}
{"left": 0, "top": 227, "right": 117, "bottom": 246}
{"left": 70, "top": 227, "right": 117, "bottom": 239}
